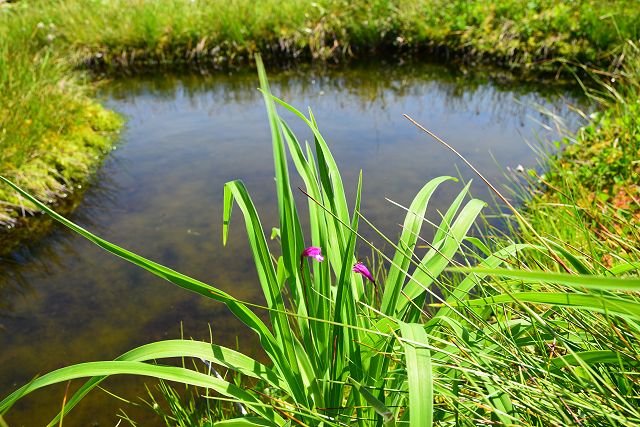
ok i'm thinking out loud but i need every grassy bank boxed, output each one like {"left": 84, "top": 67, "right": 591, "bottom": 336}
{"left": 7, "top": 0, "right": 640, "bottom": 68}
{"left": 1, "top": 0, "right": 639, "bottom": 233}
{"left": 509, "top": 45, "right": 639, "bottom": 267}
{"left": 0, "top": 7, "right": 121, "bottom": 229}
{"left": 1, "top": 2, "right": 640, "bottom": 425}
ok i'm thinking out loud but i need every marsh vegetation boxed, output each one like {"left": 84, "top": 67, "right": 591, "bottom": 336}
{"left": 1, "top": 1, "right": 639, "bottom": 426}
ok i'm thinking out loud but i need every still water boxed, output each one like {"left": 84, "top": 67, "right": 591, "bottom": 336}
{"left": 0, "top": 62, "right": 587, "bottom": 425}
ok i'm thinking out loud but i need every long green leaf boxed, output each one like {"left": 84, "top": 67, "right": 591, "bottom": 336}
{"left": 348, "top": 378, "right": 396, "bottom": 427}
{"left": 449, "top": 291, "right": 640, "bottom": 319}
{"left": 428, "top": 244, "right": 537, "bottom": 326}
{"left": 0, "top": 176, "right": 284, "bottom": 374}
{"left": 214, "top": 418, "right": 274, "bottom": 426}
{"left": 451, "top": 267, "right": 640, "bottom": 291}
{"left": 551, "top": 350, "right": 637, "bottom": 369}
{"left": 223, "top": 180, "right": 308, "bottom": 406}
{"left": 329, "top": 172, "right": 363, "bottom": 417}
{"left": 381, "top": 176, "right": 456, "bottom": 316}
{"left": 49, "top": 339, "right": 287, "bottom": 425}
{"left": 399, "top": 322, "right": 433, "bottom": 427}
{"left": 399, "top": 199, "right": 485, "bottom": 315}
{"left": 257, "top": 55, "right": 307, "bottom": 322}
{"left": 0, "top": 361, "right": 283, "bottom": 424}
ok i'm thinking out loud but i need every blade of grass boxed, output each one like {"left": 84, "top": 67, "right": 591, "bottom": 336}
{"left": 444, "top": 291, "right": 640, "bottom": 319}
{"left": 399, "top": 322, "right": 433, "bottom": 427}
{"left": 1, "top": 361, "right": 283, "bottom": 424}
{"left": 381, "top": 176, "right": 456, "bottom": 316}
{"left": 49, "top": 339, "right": 288, "bottom": 425}
{"left": 450, "top": 267, "right": 640, "bottom": 291}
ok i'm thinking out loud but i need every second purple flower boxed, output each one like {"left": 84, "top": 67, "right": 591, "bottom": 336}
{"left": 300, "top": 246, "right": 325, "bottom": 265}
{"left": 352, "top": 262, "right": 375, "bottom": 285}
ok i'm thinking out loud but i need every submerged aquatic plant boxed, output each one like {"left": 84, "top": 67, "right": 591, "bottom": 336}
{"left": 1, "top": 57, "right": 640, "bottom": 427}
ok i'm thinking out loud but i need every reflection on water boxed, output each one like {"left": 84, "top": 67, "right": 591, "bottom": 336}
{"left": 0, "top": 61, "right": 588, "bottom": 426}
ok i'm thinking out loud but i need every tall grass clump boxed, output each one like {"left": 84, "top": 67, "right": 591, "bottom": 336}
{"left": 0, "top": 3, "right": 121, "bottom": 229}
{"left": 7, "top": 0, "right": 640, "bottom": 69}
{"left": 2, "top": 59, "right": 640, "bottom": 427}
{"left": 510, "top": 41, "right": 640, "bottom": 268}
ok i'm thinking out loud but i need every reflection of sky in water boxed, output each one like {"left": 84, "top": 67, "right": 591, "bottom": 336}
{"left": 0, "top": 63, "right": 588, "bottom": 426}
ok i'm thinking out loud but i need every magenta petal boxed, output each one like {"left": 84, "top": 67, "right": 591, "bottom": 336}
{"left": 352, "top": 262, "right": 375, "bottom": 284}
{"left": 301, "top": 246, "right": 324, "bottom": 263}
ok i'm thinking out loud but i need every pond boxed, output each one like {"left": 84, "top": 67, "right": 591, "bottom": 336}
{"left": 0, "top": 61, "right": 588, "bottom": 426}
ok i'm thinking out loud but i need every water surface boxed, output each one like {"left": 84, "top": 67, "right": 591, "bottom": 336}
{"left": 0, "top": 62, "right": 587, "bottom": 426}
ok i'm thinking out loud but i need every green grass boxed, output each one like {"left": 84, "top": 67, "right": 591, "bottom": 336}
{"left": 1, "top": 60, "right": 640, "bottom": 426}
{"left": 1, "top": 1, "right": 640, "bottom": 425}
{"left": 7, "top": 0, "right": 640, "bottom": 68}
{"left": 1, "top": 0, "right": 639, "bottom": 233}
{"left": 504, "top": 42, "right": 640, "bottom": 267}
{"left": 0, "top": 5, "right": 121, "bottom": 227}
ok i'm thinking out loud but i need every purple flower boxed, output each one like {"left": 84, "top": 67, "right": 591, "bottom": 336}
{"left": 300, "top": 246, "right": 325, "bottom": 264}
{"left": 352, "top": 262, "right": 375, "bottom": 285}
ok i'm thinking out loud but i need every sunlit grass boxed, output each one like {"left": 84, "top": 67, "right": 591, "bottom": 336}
{"left": 2, "top": 0, "right": 638, "bottom": 228}
{"left": 7, "top": 0, "right": 640, "bottom": 68}
{"left": 1, "top": 58, "right": 640, "bottom": 426}
{"left": 1, "top": 1, "right": 640, "bottom": 425}
{"left": 502, "top": 43, "right": 640, "bottom": 267}
{"left": 0, "top": 7, "right": 121, "bottom": 227}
